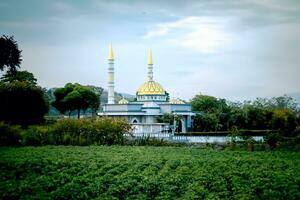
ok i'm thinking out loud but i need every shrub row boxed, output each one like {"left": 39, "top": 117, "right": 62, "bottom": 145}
{"left": 0, "top": 121, "right": 22, "bottom": 146}
{"left": 0, "top": 118, "right": 131, "bottom": 146}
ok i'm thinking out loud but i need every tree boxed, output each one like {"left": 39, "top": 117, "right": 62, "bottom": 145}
{"left": 243, "top": 105, "right": 271, "bottom": 129}
{"left": 191, "top": 95, "right": 221, "bottom": 113}
{"left": 269, "top": 95, "right": 298, "bottom": 112}
{"left": 1, "top": 70, "right": 37, "bottom": 86}
{"left": 270, "top": 109, "right": 297, "bottom": 137}
{"left": 228, "top": 107, "right": 248, "bottom": 129}
{"left": 52, "top": 83, "right": 100, "bottom": 118}
{"left": 52, "top": 83, "right": 75, "bottom": 116}
{"left": 0, "top": 35, "right": 22, "bottom": 74}
{"left": 252, "top": 95, "right": 298, "bottom": 112}
{"left": 191, "top": 94, "right": 230, "bottom": 131}
{"left": 0, "top": 81, "right": 49, "bottom": 126}
{"left": 193, "top": 113, "right": 219, "bottom": 132}
{"left": 156, "top": 113, "right": 175, "bottom": 125}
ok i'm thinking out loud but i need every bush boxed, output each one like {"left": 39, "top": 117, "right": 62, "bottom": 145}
{"left": 22, "top": 118, "right": 131, "bottom": 146}
{"left": 264, "top": 132, "right": 282, "bottom": 149}
{"left": 22, "top": 125, "right": 54, "bottom": 146}
{"left": 0, "top": 121, "right": 22, "bottom": 146}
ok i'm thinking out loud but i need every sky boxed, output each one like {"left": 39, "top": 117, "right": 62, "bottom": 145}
{"left": 1, "top": 0, "right": 300, "bottom": 101}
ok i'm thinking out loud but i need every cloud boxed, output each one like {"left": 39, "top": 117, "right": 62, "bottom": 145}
{"left": 1, "top": 0, "right": 300, "bottom": 101}
{"left": 51, "top": 1, "right": 75, "bottom": 13}
{"left": 144, "top": 16, "right": 233, "bottom": 53}
{"left": 144, "top": 26, "right": 169, "bottom": 38}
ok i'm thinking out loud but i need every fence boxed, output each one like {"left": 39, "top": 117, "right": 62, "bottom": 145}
{"left": 124, "top": 132, "right": 264, "bottom": 143}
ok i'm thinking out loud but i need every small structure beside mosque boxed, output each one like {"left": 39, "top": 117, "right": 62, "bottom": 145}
{"left": 98, "top": 45, "right": 195, "bottom": 133}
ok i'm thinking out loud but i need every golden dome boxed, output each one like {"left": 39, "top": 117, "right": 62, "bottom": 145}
{"left": 169, "top": 98, "right": 185, "bottom": 104}
{"left": 118, "top": 98, "right": 129, "bottom": 104}
{"left": 137, "top": 81, "right": 166, "bottom": 95}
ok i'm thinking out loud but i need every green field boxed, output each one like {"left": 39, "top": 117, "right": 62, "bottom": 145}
{"left": 1, "top": 146, "right": 300, "bottom": 199}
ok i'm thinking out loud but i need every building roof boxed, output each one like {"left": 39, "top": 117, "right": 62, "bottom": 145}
{"left": 118, "top": 98, "right": 129, "bottom": 104}
{"left": 137, "top": 80, "right": 166, "bottom": 95}
{"left": 169, "top": 98, "right": 185, "bottom": 104}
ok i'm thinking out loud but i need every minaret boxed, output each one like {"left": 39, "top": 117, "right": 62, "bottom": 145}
{"left": 147, "top": 48, "right": 153, "bottom": 81}
{"left": 108, "top": 44, "right": 115, "bottom": 104}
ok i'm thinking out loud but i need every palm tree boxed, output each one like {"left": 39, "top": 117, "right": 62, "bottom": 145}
{"left": 0, "top": 35, "right": 22, "bottom": 74}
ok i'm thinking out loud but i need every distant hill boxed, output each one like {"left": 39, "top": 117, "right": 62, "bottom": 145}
{"left": 289, "top": 93, "right": 300, "bottom": 105}
{"left": 100, "top": 90, "right": 135, "bottom": 104}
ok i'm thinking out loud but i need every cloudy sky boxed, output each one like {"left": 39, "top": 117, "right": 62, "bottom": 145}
{"left": 1, "top": 0, "right": 300, "bottom": 101}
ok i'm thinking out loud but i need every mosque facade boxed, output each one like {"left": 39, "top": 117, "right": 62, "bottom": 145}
{"left": 98, "top": 45, "right": 195, "bottom": 133}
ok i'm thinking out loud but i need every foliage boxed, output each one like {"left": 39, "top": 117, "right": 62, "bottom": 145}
{"left": 156, "top": 113, "right": 174, "bottom": 124}
{"left": 22, "top": 125, "right": 54, "bottom": 146}
{"left": 191, "top": 93, "right": 299, "bottom": 136}
{"left": 270, "top": 108, "right": 297, "bottom": 137}
{"left": 0, "top": 121, "right": 22, "bottom": 146}
{"left": 0, "top": 81, "right": 49, "bottom": 126}
{"left": 52, "top": 83, "right": 100, "bottom": 118}
{"left": 22, "top": 118, "right": 131, "bottom": 146}
{"left": 124, "top": 136, "right": 184, "bottom": 146}
{"left": 264, "top": 132, "right": 282, "bottom": 150}
{"left": 191, "top": 94, "right": 227, "bottom": 113}
{"left": 156, "top": 114, "right": 182, "bottom": 130}
{"left": 194, "top": 113, "right": 219, "bottom": 131}
{"left": 1, "top": 70, "right": 37, "bottom": 86}
{"left": 0, "top": 35, "right": 22, "bottom": 73}
{"left": 0, "top": 146, "right": 300, "bottom": 199}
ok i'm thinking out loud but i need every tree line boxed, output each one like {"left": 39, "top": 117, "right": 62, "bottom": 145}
{"left": 190, "top": 94, "right": 300, "bottom": 137}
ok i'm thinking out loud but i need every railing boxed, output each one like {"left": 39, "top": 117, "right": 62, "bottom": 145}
{"left": 124, "top": 132, "right": 264, "bottom": 143}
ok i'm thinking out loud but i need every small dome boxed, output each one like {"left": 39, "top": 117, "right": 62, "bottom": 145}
{"left": 118, "top": 98, "right": 129, "bottom": 104}
{"left": 137, "top": 81, "right": 166, "bottom": 95}
{"left": 169, "top": 98, "right": 185, "bottom": 104}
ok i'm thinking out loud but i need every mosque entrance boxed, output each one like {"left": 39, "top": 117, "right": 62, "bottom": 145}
{"left": 176, "top": 120, "right": 182, "bottom": 133}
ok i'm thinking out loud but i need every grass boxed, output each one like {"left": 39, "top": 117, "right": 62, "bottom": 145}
{"left": 1, "top": 146, "right": 300, "bottom": 199}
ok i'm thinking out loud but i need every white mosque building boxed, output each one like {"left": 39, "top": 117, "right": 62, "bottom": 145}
{"left": 98, "top": 45, "right": 195, "bottom": 133}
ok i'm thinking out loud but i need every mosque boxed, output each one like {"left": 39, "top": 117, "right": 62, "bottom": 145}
{"left": 98, "top": 45, "right": 195, "bottom": 133}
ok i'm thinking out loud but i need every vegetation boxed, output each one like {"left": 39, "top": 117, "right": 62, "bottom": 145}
{"left": 0, "top": 118, "right": 131, "bottom": 146}
{"left": 1, "top": 70, "right": 37, "bottom": 86}
{"left": 191, "top": 94, "right": 299, "bottom": 134}
{"left": 0, "top": 35, "right": 299, "bottom": 199}
{"left": 0, "top": 81, "right": 49, "bottom": 126}
{"left": 52, "top": 83, "right": 100, "bottom": 118}
{"left": 0, "top": 35, "right": 21, "bottom": 73}
{"left": 0, "top": 146, "right": 299, "bottom": 199}
{"left": 0, "top": 122, "right": 22, "bottom": 146}
{"left": 0, "top": 35, "right": 49, "bottom": 126}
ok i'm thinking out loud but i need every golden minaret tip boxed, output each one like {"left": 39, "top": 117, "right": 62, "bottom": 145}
{"left": 148, "top": 48, "right": 153, "bottom": 65}
{"left": 108, "top": 43, "right": 114, "bottom": 60}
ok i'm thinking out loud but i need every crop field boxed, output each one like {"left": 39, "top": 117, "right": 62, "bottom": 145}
{"left": 1, "top": 146, "right": 300, "bottom": 199}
